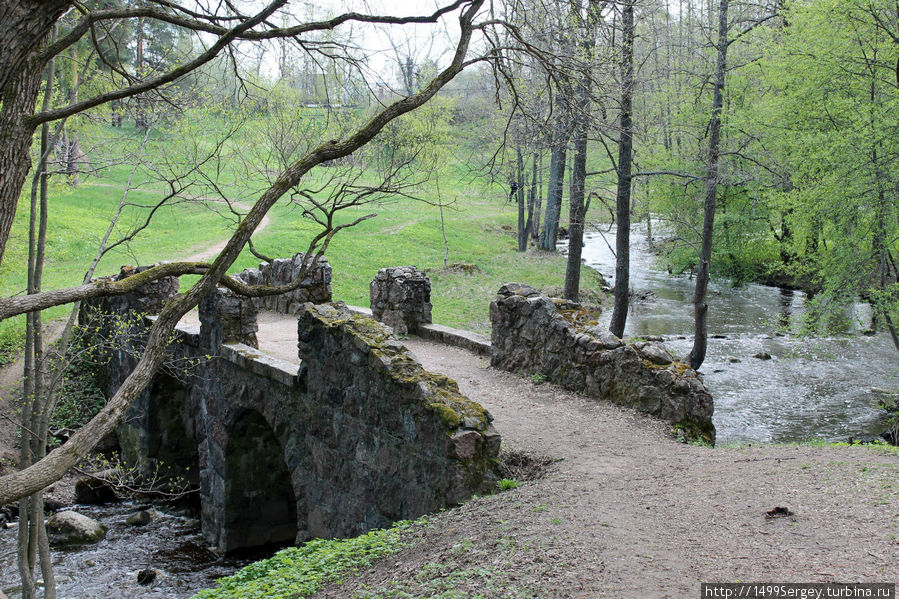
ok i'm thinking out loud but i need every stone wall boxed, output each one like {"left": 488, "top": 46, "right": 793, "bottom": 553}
{"left": 370, "top": 266, "right": 432, "bottom": 335}
{"left": 86, "top": 270, "right": 499, "bottom": 552}
{"left": 297, "top": 303, "right": 500, "bottom": 531}
{"left": 234, "top": 252, "right": 331, "bottom": 314}
{"left": 199, "top": 287, "right": 259, "bottom": 349}
{"left": 490, "top": 283, "right": 715, "bottom": 443}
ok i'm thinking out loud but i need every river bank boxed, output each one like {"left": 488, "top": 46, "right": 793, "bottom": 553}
{"left": 579, "top": 224, "right": 896, "bottom": 445}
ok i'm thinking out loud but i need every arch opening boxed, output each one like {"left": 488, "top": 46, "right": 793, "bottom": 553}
{"left": 146, "top": 373, "right": 200, "bottom": 490}
{"left": 223, "top": 410, "right": 298, "bottom": 551}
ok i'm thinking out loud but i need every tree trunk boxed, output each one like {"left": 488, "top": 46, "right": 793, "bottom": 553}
{"left": 524, "top": 151, "right": 538, "bottom": 241}
{"left": 0, "top": 1, "right": 68, "bottom": 103}
{"left": 0, "top": 58, "right": 44, "bottom": 270}
{"left": 688, "top": 0, "right": 729, "bottom": 371}
{"left": 564, "top": 0, "right": 600, "bottom": 301}
{"left": 540, "top": 142, "right": 568, "bottom": 250}
{"left": 516, "top": 147, "right": 527, "bottom": 251}
{"left": 609, "top": 0, "right": 636, "bottom": 338}
{"left": 532, "top": 151, "right": 543, "bottom": 240}
{"left": 20, "top": 37, "right": 57, "bottom": 598}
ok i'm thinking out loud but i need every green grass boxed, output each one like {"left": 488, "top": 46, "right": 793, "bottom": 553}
{"left": 192, "top": 520, "right": 418, "bottom": 599}
{"left": 232, "top": 191, "right": 605, "bottom": 333}
{"left": 497, "top": 478, "right": 521, "bottom": 491}
{"left": 0, "top": 110, "right": 607, "bottom": 362}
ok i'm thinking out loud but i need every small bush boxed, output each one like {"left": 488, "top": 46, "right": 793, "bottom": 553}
{"left": 497, "top": 478, "right": 520, "bottom": 491}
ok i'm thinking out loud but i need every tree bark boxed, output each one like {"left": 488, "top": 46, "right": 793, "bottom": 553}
{"left": 0, "top": 57, "right": 45, "bottom": 271}
{"left": 0, "top": 1, "right": 68, "bottom": 103}
{"left": 564, "top": 0, "right": 600, "bottom": 302}
{"left": 688, "top": 0, "right": 729, "bottom": 371}
{"left": 540, "top": 141, "right": 568, "bottom": 250}
{"left": 609, "top": 0, "right": 635, "bottom": 336}
{"left": 516, "top": 147, "right": 527, "bottom": 251}
{"left": 524, "top": 151, "right": 538, "bottom": 241}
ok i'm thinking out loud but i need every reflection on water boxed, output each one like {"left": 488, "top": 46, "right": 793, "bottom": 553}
{"left": 0, "top": 502, "right": 258, "bottom": 599}
{"left": 578, "top": 222, "right": 898, "bottom": 444}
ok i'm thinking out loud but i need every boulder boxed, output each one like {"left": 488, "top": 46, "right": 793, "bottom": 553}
{"left": 753, "top": 351, "right": 772, "bottom": 360}
{"left": 640, "top": 343, "right": 674, "bottom": 366}
{"left": 126, "top": 509, "right": 161, "bottom": 526}
{"left": 46, "top": 510, "right": 107, "bottom": 545}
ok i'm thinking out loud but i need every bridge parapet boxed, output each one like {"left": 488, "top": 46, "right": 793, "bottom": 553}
{"left": 369, "top": 265, "right": 432, "bottom": 335}
{"left": 297, "top": 302, "right": 500, "bottom": 530}
{"left": 234, "top": 252, "right": 331, "bottom": 315}
{"left": 490, "top": 283, "right": 715, "bottom": 443}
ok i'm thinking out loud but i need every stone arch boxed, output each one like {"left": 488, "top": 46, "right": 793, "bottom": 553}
{"left": 145, "top": 372, "right": 199, "bottom": 488}
{"left": 222, "top": 409, "right": 299, "bottom": 551}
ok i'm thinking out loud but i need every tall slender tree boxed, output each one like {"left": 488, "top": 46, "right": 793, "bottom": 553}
{"left": 608, "top": 0, "right": 636, "bottom": 335}
{"left": 687, "top": 0, "right": 729, "bottom": 370}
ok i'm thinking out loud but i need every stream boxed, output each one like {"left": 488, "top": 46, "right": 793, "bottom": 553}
{"left": 0, "top": 501, "right": 257, "bottom": 598}
{"left": 579, "top": 222, "right": 898, "bottom": 445}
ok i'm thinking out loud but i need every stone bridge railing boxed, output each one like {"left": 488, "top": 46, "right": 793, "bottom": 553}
{"left": 82, "top": 260, "right": 499, "bottom": 553}
{"left": 234, "top": 252, "right": 331, "bottom": 314}
{"left": 489, "top": 283, "right": 715, "bottom": 443}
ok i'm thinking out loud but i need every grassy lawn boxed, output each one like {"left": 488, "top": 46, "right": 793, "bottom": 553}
{"left": 0, "top": 113, "right": 608, "bottom": 359}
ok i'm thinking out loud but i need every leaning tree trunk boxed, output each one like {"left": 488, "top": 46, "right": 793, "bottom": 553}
{"left": 0, "top": 0, "right": 485, "bottom": 507}
{"left": 688, "top": 0, "right": 729, "bottom": 371}
{"left": 609, "top": 0, "right": 636, "bottom": 337}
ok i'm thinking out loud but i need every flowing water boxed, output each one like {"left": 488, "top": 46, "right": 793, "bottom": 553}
{"left": 579, "top": 223, "right": 899, "bottom": 445}
{"left": 0, "top": 501, "right": 259, "bottom": 598}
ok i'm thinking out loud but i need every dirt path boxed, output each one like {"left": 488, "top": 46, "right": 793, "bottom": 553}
{"left": 179, "top": 201, "right": 272, "bottom": 263}
{"left": 312, "top": 337, "right": 899, "bottom": 597}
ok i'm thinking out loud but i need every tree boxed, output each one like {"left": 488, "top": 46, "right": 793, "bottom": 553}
{"left": 687, "top": 0, "right": 729, "bottom": 370}
{"left": 608, "top": 0, "right": 636, "bottom": 331}
{"left": 743, "top": 0, "right": 899, "bottom": 345}
{"left": 0, "top": 0, "right": 486, "bottom": 508}
{"left": 563, "top": 0, "right": 604, "bottom": 301}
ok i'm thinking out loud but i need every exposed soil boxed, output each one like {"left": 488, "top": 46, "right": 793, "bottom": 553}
{"left": 311, "top": 338, "right": 899, "bottom": 598}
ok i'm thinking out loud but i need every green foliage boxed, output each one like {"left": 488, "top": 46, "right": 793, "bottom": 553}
{"left": 530, "top": 373, "right": 547, "bottom": 385}
{"left": 0, "top": 317, "right": 25, "bottom": 366}
{"left": 497, "top": 478, "right": 520, "bottom": 491}
{"left": 48, "top": 332, "right": 107, "bottom": 437}
{"left": 877, "top": 392, "right": 899, "bottom": 444}
{"left": 193, "top": 520, "right": 418, "bottom": 599}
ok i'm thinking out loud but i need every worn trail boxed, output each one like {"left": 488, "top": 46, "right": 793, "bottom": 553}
{"left": 311, "top": 336, "right": 899, "bottom": 597}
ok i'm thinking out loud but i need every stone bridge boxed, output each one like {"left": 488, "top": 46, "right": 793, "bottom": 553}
{"left": 85, "top": 258, "right": 713, "bottom": 553}
{"left": 84, "top": 257, "right": 500, "bottom": 553}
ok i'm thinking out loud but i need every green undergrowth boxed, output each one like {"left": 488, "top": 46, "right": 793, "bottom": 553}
{"left": 0, "top": 316, "right": 26, "bottom": 366}
{"left": 718, "top": 438, "right": 899, "bottom": 455}
{"left": 193, "top": 519, "right": 421, "bottom": 599}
